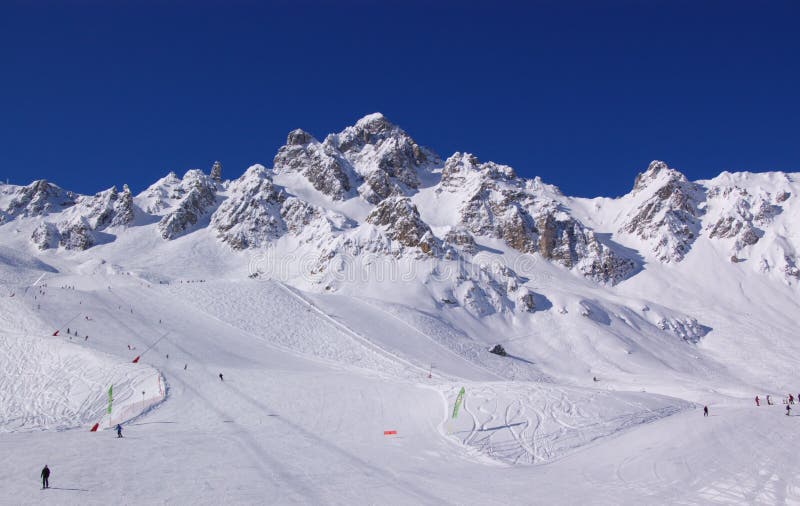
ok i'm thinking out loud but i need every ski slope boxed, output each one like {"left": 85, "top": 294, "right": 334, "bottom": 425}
{"left": 1, "top": 243, "right": 799, "bottom": 504}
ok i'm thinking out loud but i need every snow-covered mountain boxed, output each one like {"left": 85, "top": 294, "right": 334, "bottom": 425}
{"left": 3, "top": 114, "right": 797, "bottom": 287}
{"left": 3, "top": 113, "right": 800, "bottom": 504}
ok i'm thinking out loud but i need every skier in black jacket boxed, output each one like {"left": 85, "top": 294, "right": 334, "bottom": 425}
{"left": 41, "top": 465, "right": 50, "bottom": 489}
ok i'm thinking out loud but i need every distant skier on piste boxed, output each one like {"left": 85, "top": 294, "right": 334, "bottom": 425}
{"left": 703, "top": 406, "right": 708, "bottom": 417}
{"left": 787, "top": 405, "right": 792, "bottom": 416}
{"left": 219, "top": 373, "right": 224, "bottom": 381}
{"left": 755, "top": 396, "right": 760, "bottom": 406}
{"left": 40, "top": 465, "right": 50, "bottom": 489}
{"left": 116, "top": 424, "right": 123, "bottom": 438}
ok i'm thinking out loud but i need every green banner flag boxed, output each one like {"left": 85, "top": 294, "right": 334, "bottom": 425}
{"left": 107, "top": 385, "right": 113, "bottom": 415}
{"left": 452, "top": 387, "right": 465, "bottom": 419}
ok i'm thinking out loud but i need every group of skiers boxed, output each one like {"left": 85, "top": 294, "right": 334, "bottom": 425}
{"left": 754, "top": 394, "right": 796, "bottom": 415}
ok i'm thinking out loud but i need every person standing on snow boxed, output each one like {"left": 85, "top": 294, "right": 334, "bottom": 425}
{"left": 703, "top": 406, "right": 709, "bottom": 417}
{"left": 767, "top": 395, "right": 772, "bottom": 405}
{"left": 787, "top": 405, "right": 792, "bottom": 416}
{"left": 219, "top": 373, "right": 224, "bottom": 381}
{"left": 41, "top": 465, "right": 50, "bottom": 489}
{"left": 755, "top": 396, "right": 760, "bottom": 406}
{"left": 116, "top": 424, "right": 123, "bottom": 438}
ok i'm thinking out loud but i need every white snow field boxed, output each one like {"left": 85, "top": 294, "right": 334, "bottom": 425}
{"left": 1, "top": 253, "right": 799, "bottom": 506}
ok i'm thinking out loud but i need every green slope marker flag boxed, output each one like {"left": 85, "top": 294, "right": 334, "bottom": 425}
{"left": 452, "top": 387, "right": 465, "bottom": 419}
{"left": 107, "top": 385, "right": 113, "bottom": 415}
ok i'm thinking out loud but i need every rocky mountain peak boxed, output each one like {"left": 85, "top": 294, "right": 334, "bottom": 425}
{"left": 441, "top": 152, "right": 516, "bottom": 190}
{"left": 3, "top": 179, "right": 76, "bottom": 219}
{"left": 631, "top": 160, "right": 683, "bottom": 194}
{"left": 621, "top": 161, "right": 704, "bottom": 263}
{"left": 210, "top": 161, "right": 223, "bottom": 182}
{"left": 158, "top": 169, "right": 218, "bottom": 240}
{"left": 286, "top": 129, "right": 314, "bottom": 146}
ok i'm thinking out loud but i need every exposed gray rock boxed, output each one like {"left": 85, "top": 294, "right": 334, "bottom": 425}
{"left": 158, "top": 170, "right": 217, "bottom": 239}
{"left": 210, "top": 161, "right": 223, "bottom": 183}
{"left": 211, "top": 165, "right": 285, "bottom": 250}
{"left": 30, "top": 222, "right": 59, "bottom": 250}
{"left": 365, "top": 196, "right": 438, "bottom": 254}
{"left": 3, "top": 180, "right": 76, "bottom": 218}
{"left": 58, "top": 218, "right": 94, "bottom": 251}
{"left": 621, "top": 161, "right": 704, "bottom": 263}
{"left": 273, "top": 130, "right": 353, "bottom": 200}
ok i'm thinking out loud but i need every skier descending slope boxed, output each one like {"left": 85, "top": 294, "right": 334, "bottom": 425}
{"left": 116, "top": 424, "right": 123, "bottom": 438}
{"left": 755, "top": 396, "right": 760, "bottom": 406}
{"left": 703, "top": 406, "right": 709, "bottom": 417}
{"left": 787, "top": 405, "right": 792, "bottom": 416}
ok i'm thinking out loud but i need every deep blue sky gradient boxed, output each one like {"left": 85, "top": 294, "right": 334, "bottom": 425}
{"left": 1, "top": 0, "right": 798, "bottom": 197}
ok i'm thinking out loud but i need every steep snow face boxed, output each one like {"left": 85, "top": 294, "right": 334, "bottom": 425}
{"left": 158, "top": 169, "right": 218, "bottom": 240}
{"left": 620, "top": 161, "right": 705, "bottom": 263}
{"left": 0, "top": 180, "right": 76, "bottom": 221}
{"left": 275, "top": 113, "right": 441, "bottom": 205}
{"left": 435, "top": 153, "right": 635, "bottom": 284}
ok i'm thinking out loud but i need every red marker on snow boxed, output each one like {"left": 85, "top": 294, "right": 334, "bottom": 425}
{"left": 383, "top": 430, "right": 397, "bottom": 436}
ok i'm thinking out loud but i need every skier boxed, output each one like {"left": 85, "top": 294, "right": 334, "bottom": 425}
{"left": 40, "top": 465, "right": 50, "bottom": 489}
{"left": 787, "top": 405, "right": 792, "bottom": 416}
{"left": 767, "top": 395, "right": 773, "bottom": 405}
{"left": 219, "top": 373, "right": 224, "bottom": 381}
{"left": 184, "top": 363, "right": 187, "bottom": 371}
{"left": 790, "top": 394, "right": 795, "bottom": 405}
{"left": 116, "top": 424, "right": 123, "bottom": 438}
{"left": 755, "top": 395, "right": 760, "bottom": 406}
{"left": 703, "top": 405, "right": 709, "bottom": 417}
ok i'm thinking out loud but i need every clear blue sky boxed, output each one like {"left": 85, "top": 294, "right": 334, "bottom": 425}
{"left": 1, "top": 0, "right": 798, "bottom": 197}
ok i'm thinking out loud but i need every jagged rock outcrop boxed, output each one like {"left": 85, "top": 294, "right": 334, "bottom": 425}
{"left": 212, "top": 165, "right": 346, "bottom": 250}
{"left": 211, "top": 165, "right": 286, "bottom": 249}
{"left": 443, "top": 226, "right": 477, "bottom": 254}
{"left": 274, "top": 114, "right": 439, "bottom": 204}
{"left": 620, "top": 161, "right": 704, "bottom": 263}
{"left": 25, "top": 184, "right": 135, "bottom": 251}
{"left": 656, "top": 316, "right": 711, "bottom": 344}
{"left": 706, "top": 185, "right": 781, "bottom": 252}
{"left": 365, "top": 196, "right": 438, "bottom": 254}
{"left": 158, "top": 170, "right": 217, "bottom": 240}
{"left": 210, "top": 161, "right": 222, "bottom": 183}
{"left": 57, "top": 218, "right": 94, "bottom": 251}
{"left": 537, "top": 208, "right": 636, "bottom": 284}
{"left": 75, "top": 185, "right": 136, "bottom": 230}
{"left": 273, "top": 130, "right": 353, "bottom": 200}
{"left": 30, "top": 222, "right": 59, "bottom": 250}
{"left": 3, "top": 180, "right": 76, "bottom": 219}
{"left": 438, "top": 153, "right": 634, "bottom": 284}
